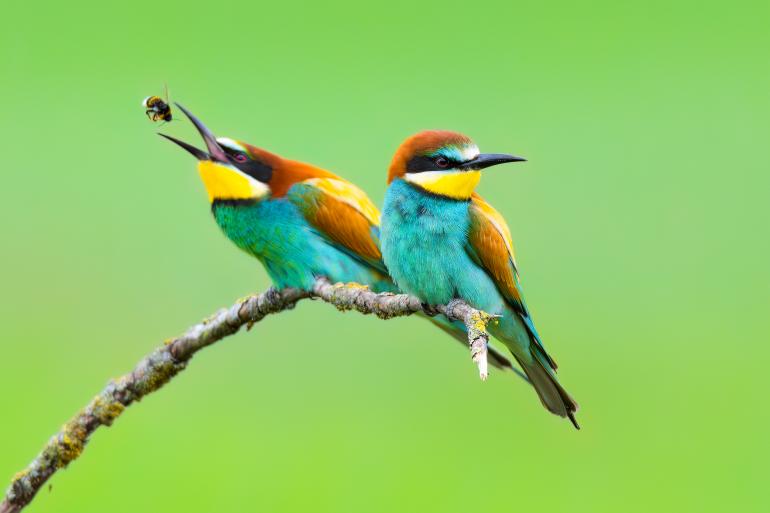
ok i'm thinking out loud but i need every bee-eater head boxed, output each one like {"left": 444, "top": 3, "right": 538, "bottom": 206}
{"left": 159, "top": 103, "right": 284, "bottom": 203}
{"left": 388, "top": 130, "right": 526, "bottom": 200}
{"left": 161, "top": 104, "right": 340, "bottom": 203}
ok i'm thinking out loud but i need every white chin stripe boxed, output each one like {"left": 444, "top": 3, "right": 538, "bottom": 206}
{"left": 230, "top": 164, "right": 270, "bottom": 198}
{"left": 248, "top": 176, "right": 271, "bottom": 198}
{"left": 406, "top": 170, "right": 455, "bottom": 184}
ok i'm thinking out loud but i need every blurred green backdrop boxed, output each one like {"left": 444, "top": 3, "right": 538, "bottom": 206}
{"left": 1, "top": 0, "right": 768, "bottom": 511}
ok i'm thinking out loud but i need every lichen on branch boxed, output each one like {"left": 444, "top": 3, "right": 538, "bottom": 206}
{"left": 0, "top": 279, "right": 494, "bottom": 513}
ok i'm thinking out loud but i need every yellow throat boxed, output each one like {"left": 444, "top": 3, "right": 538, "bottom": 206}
{"left": 405, "top": 170, "right": 481, "bottom": 200}
{"left": 198, "top": 160, "right": 269, "bottom": 202}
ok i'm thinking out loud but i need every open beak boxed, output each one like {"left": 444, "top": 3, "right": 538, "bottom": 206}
{"left": 158, "top": 133, "right": 209, "bottom": 160}
{"left": 458, "top": 153, "right": 526, "bottom": 171}
{"left": 158, "top": 103, "right": 229, "bottom": 162}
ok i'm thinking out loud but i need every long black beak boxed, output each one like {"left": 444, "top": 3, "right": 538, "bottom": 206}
{"left": 458, "top": 153, "right": 526, "bottom": 171}
{"left": 158, "top": 103, "right": 229, "bottom": 163}
{"left": 158, "top": 133, "right": 209, "bottom": 160}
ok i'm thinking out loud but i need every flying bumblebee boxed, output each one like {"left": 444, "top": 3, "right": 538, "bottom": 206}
{"left": 143, "top": 85, "right": 172, "bottom": 123}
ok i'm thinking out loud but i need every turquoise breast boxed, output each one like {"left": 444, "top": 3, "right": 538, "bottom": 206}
{"left": 380, "top": 179, "right": 505, "bottom": 314}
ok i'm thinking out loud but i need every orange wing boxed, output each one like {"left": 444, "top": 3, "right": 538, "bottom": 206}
{"left": 287, "top": 177, "right": 386, "bottom": 272}
{"left": 467, "top": 193, "right": 524, "bottom": 309}
{"left": 466, "top": 194, "right": 555, "bottom": 366}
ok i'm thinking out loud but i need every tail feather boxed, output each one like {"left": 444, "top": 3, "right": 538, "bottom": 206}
{"left": 514, "top": 347, "right": 579, "bottom": 429}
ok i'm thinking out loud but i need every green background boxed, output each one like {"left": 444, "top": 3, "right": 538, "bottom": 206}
{"left": 1, "top": 0, "right": 768, "bottom": 511}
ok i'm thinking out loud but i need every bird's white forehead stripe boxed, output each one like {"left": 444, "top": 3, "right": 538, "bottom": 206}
{"left": 216, "top": 137, "right": 247, "bottom": 153}
{"left": 433, "top": 144, "right": 480, "bottom": 162}
{"left": 461, "top": 145, "right": 480, "bottom": 160}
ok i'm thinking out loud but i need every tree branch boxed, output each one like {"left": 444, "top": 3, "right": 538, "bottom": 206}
{"left": 0, "top": 278, "right": 494, "bottom": 513}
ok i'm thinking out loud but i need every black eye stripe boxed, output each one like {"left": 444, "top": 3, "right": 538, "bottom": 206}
{"left": 406, "top": 155, "right": 460, "bottom": 173}
{"left": 236, "top": 159, "right": 272, "bottom": 183}
{"left": 220, "top": 147, "right": 273, "bottom": 183}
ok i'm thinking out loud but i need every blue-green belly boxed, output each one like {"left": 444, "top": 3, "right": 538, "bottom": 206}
{"left": 213, "top": 199, "right": 393, "bottom": 292}
{"left": 380, "top": 179, "right": 505, "bottom": 313}
{"left": 380, "top": 179, "right": 531, "bottom": 353}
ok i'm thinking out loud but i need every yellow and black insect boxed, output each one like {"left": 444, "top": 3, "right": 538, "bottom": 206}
{"left": 143, "top": 85, "right": 172, "bottom": 123}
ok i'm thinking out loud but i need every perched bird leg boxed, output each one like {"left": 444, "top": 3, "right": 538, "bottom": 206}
{"left": 311, "top": 279, "right": 495, "bottom": 380}
{"left": 440, "top": 300, "right": 495, "bottom": 381}
{"left": 311, "top": 278, "right": 424, "bottom": 319}
{"left": 419, "top": 302, "right": 443, "bottom": 317}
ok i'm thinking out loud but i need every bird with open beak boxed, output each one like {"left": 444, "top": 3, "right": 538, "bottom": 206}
{"left": 160, "top": 106, "right": 527, "bottom": 377}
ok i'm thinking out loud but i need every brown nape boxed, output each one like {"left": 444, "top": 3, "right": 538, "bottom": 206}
{"left": 387, "top": 130, "right": 474, "bottom": 183}
{"left": 240, "top": 142, "right": 338, "bottom": 198}
{"left": 273, "top": 159, "right": 339, "bottom": 198}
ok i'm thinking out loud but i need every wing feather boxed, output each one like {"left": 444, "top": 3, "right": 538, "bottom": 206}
{"left": 287, "top": 177, "right": 385, "bottom": 272}
{"left": 467, "top": 194, "right": 556, "bottom": 368}
{"left": 467, "top": 194, "right": 523, "bottom": 309}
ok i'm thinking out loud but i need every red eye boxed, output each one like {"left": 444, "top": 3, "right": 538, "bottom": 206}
{"left": 234, "top": 154, "right": 247, "bottom": 163}
{"left": 435, "top": 157, "right": 449, "bottom": 168}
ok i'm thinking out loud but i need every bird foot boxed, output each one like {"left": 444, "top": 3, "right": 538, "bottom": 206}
{"left": 420, "top": 302, "right": 442, "bottom": 317}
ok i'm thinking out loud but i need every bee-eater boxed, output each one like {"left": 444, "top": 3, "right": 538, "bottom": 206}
{"left": 159, "top": 105, "right": 521, "bottom": 374}
{"left": 380, "top": 130, "right": 579, "bottom": 428}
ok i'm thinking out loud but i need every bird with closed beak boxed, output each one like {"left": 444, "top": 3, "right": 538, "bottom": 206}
{"left": 380, "top": 130, "right": 579, "bottom": 428}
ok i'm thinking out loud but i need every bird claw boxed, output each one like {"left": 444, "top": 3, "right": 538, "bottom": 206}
{"left": 420, "top": 302, "right": 442, "bottom": 317}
